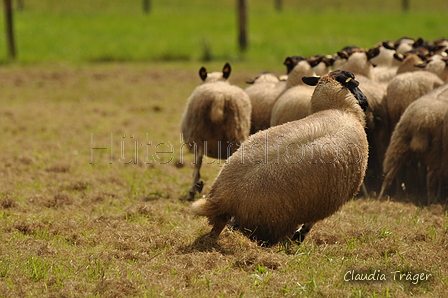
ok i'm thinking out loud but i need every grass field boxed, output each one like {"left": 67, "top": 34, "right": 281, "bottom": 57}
{"left": 0, "top": 0, "right": 447, "bottom": 66}
{"left": 0, "top": 1, "right": 447, "bottom": 297}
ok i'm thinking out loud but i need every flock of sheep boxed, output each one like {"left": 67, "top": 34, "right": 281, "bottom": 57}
{"left": 180, "top": 37, "right": 448, "bottom": 246}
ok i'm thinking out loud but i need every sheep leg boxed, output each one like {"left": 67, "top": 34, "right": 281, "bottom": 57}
{"left": 291, "top": 222, "right": 315, "bottom": 244}
{"left": 209, "top": 214, "right": 232, "bottom": 238}
{"left": 188, "top": 146, "right": 204, "bottom": 201}
{"left": 426, "top": 169, "right": 439, "bottom": 205}
{"left": 378, "top": 164, "right": 401, "bottom": 200}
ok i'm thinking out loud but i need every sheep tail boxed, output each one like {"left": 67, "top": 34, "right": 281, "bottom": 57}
{"left": 210, "top": 94, "right": 226, "bottom": 123}
{"left": 383, "top": 134, "right": 409, "bottom": 174}
{"left": 379, "top": 133, "right": 410, "bottom": 199}
{"left": 191, "top": 197, "right": 230, "bottom": 237}
{"left": 191, "top": 198, "right": 214, "bottom": 217}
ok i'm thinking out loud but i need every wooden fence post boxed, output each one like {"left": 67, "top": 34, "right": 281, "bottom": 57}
{"left": 402, "top": 0, "right": 409, "bottom": 11}
{"left": 275, "top": 0, "right": 282, "bottom": 12}
{"left": 143, "top": 0, "right": 151, "bottom": 14}
{"left": 237, "top": 0, "right": 247, "bottom": 52}
{"left": 4, "top": 0, "right": 16, "bottom": 60}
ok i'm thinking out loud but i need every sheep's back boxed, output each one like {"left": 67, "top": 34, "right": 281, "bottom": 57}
{"left": 270, "top": 85, "right": 314, "bottom": 126}
{"left": 385, "top": 71, "right": 444, "bottom": 129}
{"left": 245, "top": 81, "right": 285, "bottom": 133}
{"left": 383, "top": 85, "right": 448, "bottom": 174}
{"left": 180, "top": 82, "right": 251, "bottom": 158}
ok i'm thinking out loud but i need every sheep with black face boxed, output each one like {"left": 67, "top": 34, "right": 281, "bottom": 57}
{"left": 191, "top": 70, "right": 369, "bottom": 246}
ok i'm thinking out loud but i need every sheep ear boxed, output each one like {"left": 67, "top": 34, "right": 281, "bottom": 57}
{"left": 382, "top": 41, "right": 395, "bottom": 50}
{"left": 337, "top": 51, "right": 349, "bottom": 59}
{"left": 323, "top": 55, "right": 335, "bottom": 66}
{"left": 413, "top": 37, "right": 424, "bottom": 48}
{"left": 414, "top": 61, "right": 428, "bottom": 68}
{"left": 302, "top": 76, "right": 320, "bottom": 86}
{"left": 222, "top": 63, "right": 231, "bottom": 79}
{"left": 393, "top": 53, "right": 404, "bottom": 62}
{"left": 199, "top": 67, "right": 207, "bottom": 81}
{"left": 366, "top": 47, "right": 380, "bottom": 60}
{"left": 246, "top": 77, "right": 256, "bottom": 84}
{"left": 284, "top": 57, "right": 295, "bottom": 74}
{"left": 307, "top": 55, "right": 324, "bottom": 67}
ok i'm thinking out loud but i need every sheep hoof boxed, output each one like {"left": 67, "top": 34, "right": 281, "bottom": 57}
{"left": 187, "top": 191, "right": 196, "bottom": 201}
{"left": 227, "top": 217, "right": 239, "bottom": 231}
{"left": 292, "top": 224, "right": 313, "bottom": 244}
{"left": 195, "top": 181, "right": 204, "bottom": 193}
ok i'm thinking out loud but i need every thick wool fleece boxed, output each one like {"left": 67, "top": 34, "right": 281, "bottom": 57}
{"left": 180, "top": 81, "right": 251, "bottom": 159}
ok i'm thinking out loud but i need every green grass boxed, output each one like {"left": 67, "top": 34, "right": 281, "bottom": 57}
{"left": 0, "top": 0, "right": 446, "bottom": 67}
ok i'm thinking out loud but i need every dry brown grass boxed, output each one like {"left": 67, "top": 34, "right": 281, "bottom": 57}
{"left": 0, "top": 62, "right": 447, "bottom": 297}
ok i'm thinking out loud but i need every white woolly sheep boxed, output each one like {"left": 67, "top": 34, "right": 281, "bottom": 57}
{"left": 337, "top": 49, "right": 380, "bottom": 81}
{"left": 308, "top": 55, "right": 334, "bottom": 76}
{"left": 384, "top": 71, "right": 444, "bottom": 134}
{"left": 269, "top": 56, "right": 316, "bottom": 126}
{"left": 378, "top": 83, "right": 448, "bottom": 204}
{"left": 424, "top": 54, "right": 448, "bottom": 82}
{"left": 191, "top": 70, "right": 369, "bottom": 246}
{"left": 180, "top": 63, "right": 252, "bottom": 201}
{"left": 335, "top": 49, "right": 389, "bottom": 193}
{"left": 244, "top": 72, "right": 286, "bottom": 134}
{"left": 382, "top": 37, "right": 415, "bottom": 55}
{"left": 394, "top": 51, "right": 428, "bottom": 74}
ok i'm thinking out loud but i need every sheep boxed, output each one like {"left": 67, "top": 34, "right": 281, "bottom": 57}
{"left": 337, "top": 49, "right": 380, "bottom": 81}
{"left": 332, "top": 46, "right": 365, "bottom": 70}
{"left": 424, "top": 54, "right": 448, "bottom": 82}
{"left": 269, "top": 56, "right": 316, "bottom": 126}
{"left": 335, "top": 49, "right": 389, "bottom": 193}
{"left": 382, "top": 37, "right": 415, "bottom": 55}
{"left": 384, "top": 71, "right": 444, "bottom": 134}
{"left": 378, "top": 83, "right": 448, "bottom": 204}
{"left": 368, "top": 43, "right": 401, "bottom": 84}
{"left": 244, "top": 72, "right": 286, "bottom": 134}
{"left": 394, "top": 51, "right": 428, "bottom": 74}
{"left": 308, "top": 55, "right": 334, "bottom": 76}
{"left": 180, "top": 63, "right": 252, "bottom": 201}
{"left": 369, "top": 42, "right": 397, "bottom": 67}
{"left": 282, "top": 56, "right": 316, "bottom": 89}
{"left": 191, "top": 70, "right": 369, "bottom": 246}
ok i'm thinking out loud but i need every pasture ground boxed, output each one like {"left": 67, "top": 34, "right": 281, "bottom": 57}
{"left": 0, "top": 62, "right": 447, "bottom": 297}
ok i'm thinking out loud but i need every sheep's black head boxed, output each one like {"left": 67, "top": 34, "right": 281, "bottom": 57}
{"left": 284, "top": 56, "right": 306, "bottom": 74}
{"left": 302, "top": 70, "right": 369, "bottom": 112}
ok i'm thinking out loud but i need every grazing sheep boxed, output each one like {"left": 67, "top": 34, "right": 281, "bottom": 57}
{"left": 180, "top": 63, "right": 252, "bottom": 201}
{"left": 378, "top": 83, "right": 448, "bottom": 204}
{"left": 191, "top": 70, "right": 369, "bottom": 246}
{"left": 269, "top": 57, "right": 316, "bottom": 126}
{"left": 245, "top": 73, "right": 286, "bottom": 134}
